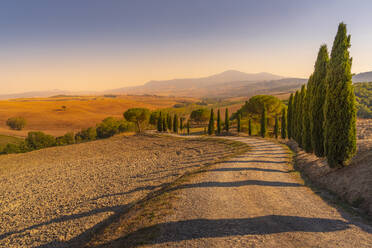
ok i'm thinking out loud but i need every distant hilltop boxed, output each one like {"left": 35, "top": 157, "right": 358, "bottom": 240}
{"left": 1, "top": 70, "right": 371, "bottom": 99}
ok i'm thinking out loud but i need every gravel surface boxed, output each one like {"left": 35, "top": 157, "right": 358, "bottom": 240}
{"left": 0, "top": 134, "right": 237, "bottom": 248}
{"left": 145, "top": 137, "right": 372, "bottom": 247}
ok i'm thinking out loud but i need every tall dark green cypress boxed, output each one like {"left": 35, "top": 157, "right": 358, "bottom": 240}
{"left": 165, "top": 113, "right": 170, "bottom": 130}
{"left": 208, "top": 109, "right": 214, "bottom": 135}
{"left": 260, "top": 104, "right": 267, "bottom": 138}
{"left": 224, "top": 108, "right": 229, "bottom": 132}
{"left": 274, "top": 115, "right": 279, "bottom": 139}
{"left": 248, "top": 119, "right": 252, "bottom": 136}
{"left": 168, "top": 114, "right": 172, "bottom": 131}
{"left": 302, "top": 83, "right": 312, "bottom": 153}
{"left": 287, "top": 94, "right": 293, "bottom": 139}
{"left": 180, "top": 117, "right": 184, "bottom": 133}
{"left": 157, "top": 112, "right": 163, "bottom": 132}
{"left": 297, "top": 85, "right": 306, "bottom": 147}
{"left": 173, "top": 114, "right": 179, "bottom": 133}
{"left": 237, "top": 114, "right": 241, "bottom": 133}
{"left": 311, "top": 45, "right": 329, "bottom": 157}
{"left": 217, "top": 109, "right": 221, "bottom": 135}
{"left": 187, "top": 120, "right": 190, "bottom": 135}
{"left": 292, "top": 91, "right": 299, "bottom": 142}
{"left": 324, "top": 23, "right": 356, "bottom": 167}
{"left": 162, "top": 116, "right": 167, "bottom": 132}
{"left": 281, "top": 108, "right": 287, "bottom": 139}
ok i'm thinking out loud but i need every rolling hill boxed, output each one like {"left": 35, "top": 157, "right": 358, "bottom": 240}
{"left": 106, "top": 70, "right": 307, "bottom": 97}
{"left": 353, "top": 71, "right": 372, "bottom": 82}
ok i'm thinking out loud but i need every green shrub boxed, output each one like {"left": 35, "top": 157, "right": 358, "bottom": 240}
{"left": 56, "top": 132, "right": 75, "bottom": 146}
{"left": 123, "top": 108, "right": 150, "bottom": 132}
{"left": 6, "top": 117, "right": 26, "bottom": 130}
{"left": 75, "top": 127, "right": 97, "bottom": 142}
{"left": 26, "top": 132, "right": 56, "bottom": 150}
{"left": 96, "top": 117, "right": 121, "bottom": 139}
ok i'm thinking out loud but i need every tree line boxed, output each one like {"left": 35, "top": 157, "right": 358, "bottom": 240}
{"left": 286, "top": 23, "right": 356, "bottom": 167}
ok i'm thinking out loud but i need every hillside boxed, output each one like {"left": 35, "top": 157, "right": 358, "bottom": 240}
{"left": 0, "top": 95, "right": 196, "bottom": 137}
{"left": 353, "top": 71, "right": 372, "bottom": 82}
{"left": 107, "top": 70, "right": 306, "bottom": 97}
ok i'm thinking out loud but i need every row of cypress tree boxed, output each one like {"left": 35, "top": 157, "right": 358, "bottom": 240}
{"left": 157, "top": 112, "right": 190, "bottom": 134}
{"left": 287, "top": 23, "right": 356, "bottom": 167}
{"left": 208, "top": 108, "right": 232, "bottom": 135}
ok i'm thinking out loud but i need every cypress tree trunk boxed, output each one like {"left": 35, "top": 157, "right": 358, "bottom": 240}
{"left": 208, "top": 109, "right": 214, "bottom": 135}
{"left": 260, "top": 104, "right": 267, "bottom": 138}
{"left": 225, "top": 108, "right": 229, "bottom": 132}
{"left": 157, "top": 112, "right": 162, "bottom": 132}
{"left": 173, "top": 114, "right": 179, "bottom": 133}
{"left": 324, "top": 23, "right": 356, "bottom": 167}
{"left": 217, "top": 109, "right": 221, "bottom": 135}
{"left": 302, "top": 84, "right": 312, "bottom": 152}
{"left": 237, "top": 114, "right": 241, "bottom": 133}
{"left": 311, "top": 45, "right": 329, "bottom": 157}
{"left": 281, "top": 109, "right": 287, "bottom": 139}
{"left": 248, "top": 119, "right": 252, "bottom": 136}
{"left": 287, "top": 94, "right": 293, "bottom": 139}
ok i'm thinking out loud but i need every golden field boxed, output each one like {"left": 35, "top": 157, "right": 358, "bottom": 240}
{"left": 0, "top": 95, "right": 197, "bottom": 137}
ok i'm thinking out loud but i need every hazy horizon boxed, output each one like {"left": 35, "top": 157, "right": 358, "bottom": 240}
{"left": 1, "top": 0, "right": 372, "bottom": 94}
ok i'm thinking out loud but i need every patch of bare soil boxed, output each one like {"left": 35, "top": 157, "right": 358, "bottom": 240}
{"left": 286, "top": 119, "right": 372, "bottom": 216}
{"left": 0, "top": 134, "right": 244, "bottom": 248}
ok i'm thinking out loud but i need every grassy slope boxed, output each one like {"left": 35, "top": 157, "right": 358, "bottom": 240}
{"left": 0, "top": 135, "right": 23, "bottom": 151}
{"left": 0, "top": 95, "right": 197, "bottom": 137}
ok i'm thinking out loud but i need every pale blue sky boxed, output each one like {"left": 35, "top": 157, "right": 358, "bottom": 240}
{"left": 0, "top": 0, "right": 371, "bottom": 93}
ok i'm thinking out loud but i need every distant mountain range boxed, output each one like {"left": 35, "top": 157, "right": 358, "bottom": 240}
{"left": 105, "top": 70, "right": 306, "bottom": 97}
{"left": 1, "top": 70, "right": 371, "bottom": 99}
{"left": 353, "top": 71, "right": 372, "bottom": 82}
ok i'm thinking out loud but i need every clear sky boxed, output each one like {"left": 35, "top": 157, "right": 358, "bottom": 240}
{"left": 0, "top": 0, "right": 371, "bottom": 94}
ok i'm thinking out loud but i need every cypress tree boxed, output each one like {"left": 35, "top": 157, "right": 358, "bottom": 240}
{"left": 180, "top": 117, "right": 183, "bottom": 133}
{"left": 167, "top": 114, "right": 172, "bottom": 131}
{"left": 248, "top": 119, "right": 252, "bottom": 136}
{"left": 324, "top": 23, "right": 356, "bottom": 167}
{"left": 311, "top": 45, "right": 329, "bottom": 157}
{"left": 162, "top": 116, "right": 167, "bottom": 132}
{"left": 165, "top": 113, "right": 169, "bottom": 130}
{"left": 260, "top": 104, "right": 267, "bottom": 138}
{"left": 302, "top": 83, "right": 312, "bottom": 152}
{"left": 292, "top": 91, "right": 299, "bottom": 142}
{"left": 217, "top": 109, "right": 221, "bottom": 135}
{"left": 274, "top": 115, "right": 279, "bottom": 139}
{"left": 297, "top": 85, "right": 306, "bottom": 147}
{"left": 224, "top": 108, "right": 229, "bottom": 132}
{"left": 287, "top": 94, "right": 293, "bottom": 139}
{"left": 173, "top": 114, "right": 179, "bottom": 133}
{"left": 157, "top": 112, "right": 162, "bottom": 132}
{"left": 237, "top": 114, "right": 241, "bottom": 133}
{"left": 208, "top": 109, "right": 214, "bottom": 135}
{"left": 281, "top": 108, "right": 287, "bottom": 139}
{"left": 187, "top": 120, "right": 190, "bottom": 135}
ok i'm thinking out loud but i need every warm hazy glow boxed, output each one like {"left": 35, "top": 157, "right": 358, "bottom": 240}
{"left": 0, "top": 0, "right": 371, "bottom": 94}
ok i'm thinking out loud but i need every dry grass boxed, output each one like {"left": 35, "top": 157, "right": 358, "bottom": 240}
{"left": 0, "top": 95, "right": 196, "bottom": 137}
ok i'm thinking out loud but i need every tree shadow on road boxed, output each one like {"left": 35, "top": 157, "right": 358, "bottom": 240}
{"left": 96, "top": 215, "right": 350, "bottom": 247}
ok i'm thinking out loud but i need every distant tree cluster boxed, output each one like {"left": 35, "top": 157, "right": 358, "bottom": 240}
{"left": 6, "top": 117, "right": 26, "bottom": 130}
{"left": 354, "top": 82, "right": 372, "bottom": 118}
{"left": 287, "top": 23, "right": 356, "bottom": 167}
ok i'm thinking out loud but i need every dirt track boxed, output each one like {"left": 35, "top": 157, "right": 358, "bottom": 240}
{"left": 141, "top": 137, "right": 372, "bottom": 247}
{"left": 0, "top": 134, "right": 242, "bottom": 248}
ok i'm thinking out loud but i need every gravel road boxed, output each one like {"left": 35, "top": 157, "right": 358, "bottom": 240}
{"left": 0, "top": 134, "right": 239, "bottom": 248}
{"left": 143, "top": 137, "right": 372, "bottom": 247}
